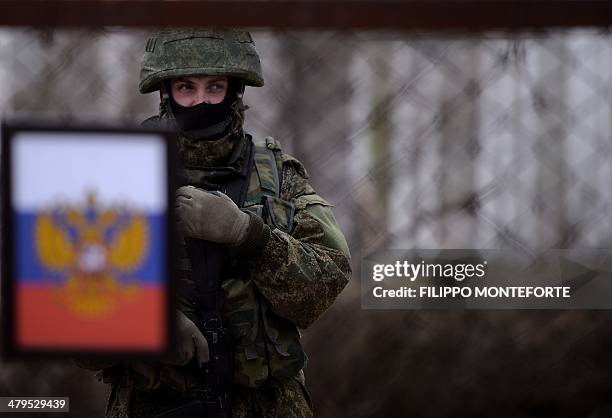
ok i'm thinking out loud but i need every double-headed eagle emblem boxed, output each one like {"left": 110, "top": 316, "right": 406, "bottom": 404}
{"left": 35, "top": 192, "right": 149, "bottom": 318}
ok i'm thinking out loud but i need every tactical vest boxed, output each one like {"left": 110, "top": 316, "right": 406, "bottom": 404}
{"left": 222, "top": 135, "right": 305, "bottom": 388}
{"left": 174, "top": 135, "right": 305, "bottom": 389}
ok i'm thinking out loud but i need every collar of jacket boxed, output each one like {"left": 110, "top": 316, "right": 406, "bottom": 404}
{"left": 176, "top": 133, "right": 253, "bottom": 190}
{"left": 175, "top": 123, "right": 241, "bottom": 166}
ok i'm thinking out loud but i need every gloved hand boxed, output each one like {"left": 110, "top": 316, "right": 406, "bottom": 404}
{"left": 163, "top": 310, "right": 209, "bottom": 367}
{"left": 175, "top": 185, "right": 251, "bottom": 245}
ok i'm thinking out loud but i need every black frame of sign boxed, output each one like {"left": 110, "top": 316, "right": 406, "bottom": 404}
{"left": 1, "top": 120, "right": 177, "bottom": 361}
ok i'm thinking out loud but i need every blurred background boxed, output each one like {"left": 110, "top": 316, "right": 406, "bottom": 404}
{"left": 2, "top": 25, "right": 612, "bottom": 417}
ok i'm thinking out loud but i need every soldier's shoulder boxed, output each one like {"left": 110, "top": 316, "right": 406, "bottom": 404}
{"left": 250, "top": 135, "right": 312, "bottom": 197}
{"left": 270, "top": 139, "right": 309, "bottom": 179}
{"left": 279, "top": 153, "right": 315, "bottom": 199}
{"left": 251, "top": 136, "right": 306, "bottom": 175}
{"left": 280, "top": 152, "right": 309, "bottom": 179}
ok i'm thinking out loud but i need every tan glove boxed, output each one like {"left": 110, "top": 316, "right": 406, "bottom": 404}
{"left": 175, "top": 186, "right": 250, "bottom": 244}
{"left": 163, "top": 310, "right": 209, "bottom": 367}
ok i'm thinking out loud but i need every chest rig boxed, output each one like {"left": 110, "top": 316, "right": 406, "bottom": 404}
{"left": 176, "top": 134, "right": 306, "bottom": 390}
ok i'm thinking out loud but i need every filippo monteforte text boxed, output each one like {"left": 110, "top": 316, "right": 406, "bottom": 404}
{"left": 372, "top": 286, "right": 571, "bottom": 299}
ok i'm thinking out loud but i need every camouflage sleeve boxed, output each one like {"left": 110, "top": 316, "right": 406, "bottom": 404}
{"left": 245, "top": 156, "right": 351, "bottom": 329}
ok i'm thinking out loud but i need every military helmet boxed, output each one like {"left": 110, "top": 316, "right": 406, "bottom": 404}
{"left": 139, "top": 28, "right": 264, "bottom": 94}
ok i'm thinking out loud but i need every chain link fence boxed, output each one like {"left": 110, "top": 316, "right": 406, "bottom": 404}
{"left": 1, "top": 28, "right": 612, "bottom": 417}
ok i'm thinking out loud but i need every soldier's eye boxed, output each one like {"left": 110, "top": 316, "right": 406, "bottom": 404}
{"left": 176, "top": 83, "right": 194, "bottom": 93}
{"left": 208, "top": 83, "right": 226, "bottom": 94}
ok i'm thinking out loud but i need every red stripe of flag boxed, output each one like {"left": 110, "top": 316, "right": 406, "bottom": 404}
{"left": 16, "top": 285, "right": 166, "bottom": 351}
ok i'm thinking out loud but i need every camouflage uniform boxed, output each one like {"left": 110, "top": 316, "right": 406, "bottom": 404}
{"left": 80, "top": 29, "right": 351, "bottom": 418}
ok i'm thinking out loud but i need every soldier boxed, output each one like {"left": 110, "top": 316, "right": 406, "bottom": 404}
{"left": 80, "top": 28, "right": 351, "bottom": 418}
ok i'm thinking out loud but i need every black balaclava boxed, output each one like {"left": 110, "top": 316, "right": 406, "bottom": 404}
{"left": 166, "top": 77, "right": 244, "bottom": 141}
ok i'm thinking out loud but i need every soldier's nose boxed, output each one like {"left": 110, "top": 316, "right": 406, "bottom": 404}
{"left": 195, "top": 89, "right": 209, "bottom": 106}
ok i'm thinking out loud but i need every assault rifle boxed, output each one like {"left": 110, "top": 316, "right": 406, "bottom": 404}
{"left": 155, "top": 138, "right": 254, "bottom": 418}
{"left": 154, "top": 193, "right": 235, "bottom": 418}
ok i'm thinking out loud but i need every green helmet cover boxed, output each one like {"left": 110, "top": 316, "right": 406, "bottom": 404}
{"left": 139, "top": 28, "right": 264, "bottom": 94}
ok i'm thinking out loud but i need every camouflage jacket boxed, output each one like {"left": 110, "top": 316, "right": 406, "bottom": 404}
{"left": 121, "top": 132, "right": 350, "bottom": 393}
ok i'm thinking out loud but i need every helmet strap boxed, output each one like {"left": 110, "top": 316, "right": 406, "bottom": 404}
{"left": 159, "top": 81, "right": 175, "bottom": 122}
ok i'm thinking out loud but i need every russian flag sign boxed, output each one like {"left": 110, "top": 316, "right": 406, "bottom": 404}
{"left": 1, "top": 123, "right": 174, "bottom": 357}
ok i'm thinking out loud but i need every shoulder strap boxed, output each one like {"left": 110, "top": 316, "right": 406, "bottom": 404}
{"left": 252, "top": 136, "right": 283, "bottom": 198}
{"left": 248, "top": 136, "right": 298, "bottom": 234}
